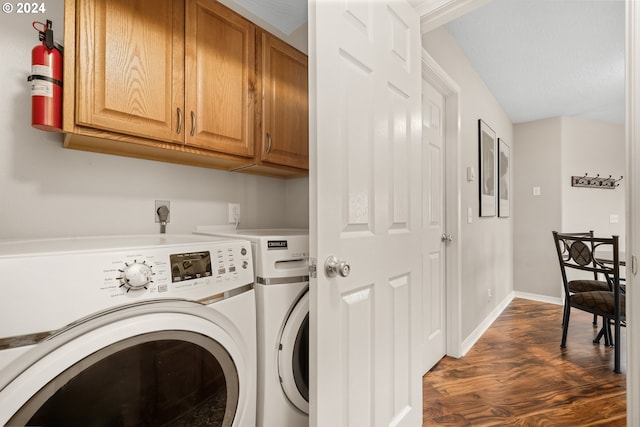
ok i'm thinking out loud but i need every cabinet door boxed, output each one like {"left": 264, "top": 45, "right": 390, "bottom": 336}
{"left": 76, "top": 0, "right": 184, "bottom": 143}
{"left": 258, "top": 31, "right": 309, "bottom": 170}
{"left": 185, "top": 0, "right": 255, "bottom": 157}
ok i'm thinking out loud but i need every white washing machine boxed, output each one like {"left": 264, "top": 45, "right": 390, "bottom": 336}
{"left": 195, "top": 227, "right": 309, "bottom": 427}
{"left": 0, "top": 234, "right": 256, "bottom": 426}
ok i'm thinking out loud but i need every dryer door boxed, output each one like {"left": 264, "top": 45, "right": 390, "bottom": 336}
{"left": 278, "top": 290, "right": 309, "bottom": 414}
{"left": 0, "top": 301, "right": 251, "bottom": 427}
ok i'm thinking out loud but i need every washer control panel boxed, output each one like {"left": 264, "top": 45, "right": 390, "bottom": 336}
{"left": 0, "top": 235, "right": 254, "bottom": 339}
{"left": 102, "top": 242, "right": 252, "bottom": 299}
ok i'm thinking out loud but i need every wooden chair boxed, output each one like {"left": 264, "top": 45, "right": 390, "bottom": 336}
{"left": 555, "top": 231, "right": 611, "bottom": 328}
{"left": 552, "top": 231, "right": 625, "bottom": 373}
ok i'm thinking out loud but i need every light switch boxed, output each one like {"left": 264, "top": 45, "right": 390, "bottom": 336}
{"left": 610, "top": 214, "right": 619, "bottom": 224}
{"left": 467, "top": 207, "right": 473, "bottom": 224}
{"left": 467, "top": 166, "right": 476, "bottom": 182}
{"left": 532, "top": 186, "right": 541, "bottom": 196}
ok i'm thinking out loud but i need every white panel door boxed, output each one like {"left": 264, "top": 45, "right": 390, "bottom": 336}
{"left": 421, "top": 80, "right": 447, "bottom": 373}
{"left": 309, "top": 0, "right": 422, "bottom": 426}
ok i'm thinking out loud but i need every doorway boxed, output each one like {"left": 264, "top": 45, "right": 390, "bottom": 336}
{"left": 421, "top": 49, "right": 463, "bottom": 365}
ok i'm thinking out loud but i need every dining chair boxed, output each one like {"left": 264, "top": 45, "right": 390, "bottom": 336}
{"left": 555, "top": 231, "right": 611, "bottom": 328}
{"left": 552, "top": 231, "right": 625, "bottom": 374}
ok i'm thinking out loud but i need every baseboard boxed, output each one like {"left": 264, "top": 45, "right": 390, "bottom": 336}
{"left": 513, "top": 291, "right": 562, "bottom": 306}
{"left": 460, "top": 292, "right": 514, "bottom": 356}
{"left": 457, "top": 291, "right": 562, "bottom": 357}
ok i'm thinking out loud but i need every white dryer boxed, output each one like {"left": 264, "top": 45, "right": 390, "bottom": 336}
{"left": 195, "top": 228, "right": 309, "bottom": 427}
{"left": 0, "top": 234, "right": 256, "bottom": 426}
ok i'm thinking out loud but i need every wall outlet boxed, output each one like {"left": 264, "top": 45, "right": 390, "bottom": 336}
{"left": 155, "top": 200, "right": 170, "bottom": 223}
{"left": 228, "top": 203, "right": 240, "bottom": 223}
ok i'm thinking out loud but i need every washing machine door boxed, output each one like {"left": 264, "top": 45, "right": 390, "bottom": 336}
{"left": 0, "top": 300, "right": 250, "bottom": 427}
{"left": 278, "top": 290, "right": 309, "bottom": 414}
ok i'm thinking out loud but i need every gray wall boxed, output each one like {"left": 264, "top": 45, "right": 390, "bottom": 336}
{"left": 514, "top": 116, "right": 625, "bottom": 299}
{"left": 0, "top": 0, "right": 308, "bottom": 240}
{"left": 513, "top": 118, "right": 562, "bottom": 298}
{"left": 561, "top": 117, "right": 625, "bottom": 244}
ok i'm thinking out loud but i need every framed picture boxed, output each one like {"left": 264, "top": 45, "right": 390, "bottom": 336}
{"left": 498, "top": 138, "right": 510, "bottom": 218}
{"left": 478, "top": 119, "right": 497, "bottom": 217}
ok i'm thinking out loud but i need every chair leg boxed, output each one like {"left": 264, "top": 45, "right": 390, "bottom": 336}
{"left": 614, "top": 317, "right": 622, "bottom": 374}
{"left": 561, "top": 303, "right": 571, "bottom": 348}
{"left": 606, "top": 319, "right": 614, "bottom": 347}
{"left": 594, "top": 323, "right": 606, "bottom": 344}
{"left": 592, "top": 313, "right": 598, "bottom": 328}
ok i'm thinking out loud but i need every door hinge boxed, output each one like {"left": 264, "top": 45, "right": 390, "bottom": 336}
{"left": 309, "top": 258, "right": 317, "bottom": 278}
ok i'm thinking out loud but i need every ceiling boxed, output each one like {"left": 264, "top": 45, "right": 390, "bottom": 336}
{"left": 444, "top": 0, "right": 625, "bottom": 124}
{"left": 228, "top": 0, "right": 307, "bottom": 35}
{"left": 238, "top": 0, "right": 625, "bottom": 125}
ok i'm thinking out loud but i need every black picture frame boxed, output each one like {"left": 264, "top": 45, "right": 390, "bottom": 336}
{"left": 498, "top": 138, "right": 510, "bottom": 218}
{"left": 478, "top": 119, "right": 497, "bottom": 217}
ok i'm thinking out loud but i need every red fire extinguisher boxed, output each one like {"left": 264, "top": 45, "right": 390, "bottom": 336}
{"left": 28, "top": 20, "right": 63, "bottom": 132}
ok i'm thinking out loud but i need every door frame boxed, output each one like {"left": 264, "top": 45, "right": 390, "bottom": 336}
{"left": 626, "top": 1, "right": 639, "bottom": 425}
{"left": 421, "top": 50, "right": 462, "bottom": 359}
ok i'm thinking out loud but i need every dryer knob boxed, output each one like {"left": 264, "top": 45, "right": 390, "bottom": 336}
{"left": 118, "top": 261, "right": 154, "bottom": 292}
{"left": 242, "top": 260, "right": 249, "bottom": 269}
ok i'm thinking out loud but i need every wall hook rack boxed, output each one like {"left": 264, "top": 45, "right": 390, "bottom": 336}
{"left": 571, "top": 173, "right": 623, "bottom": 189}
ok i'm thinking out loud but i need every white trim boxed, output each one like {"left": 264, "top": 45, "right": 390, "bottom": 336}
{"left": 460, "top": 293, "right": 514, "bottom": 357}
{"left": 421, "top": 49, "right": 463, "bottom": 359}
{"left": 513, "top": 291, "right": 562, "bottom": 306}
{"left": 626, "top": 0, "right": 639, "bottom": 424}
{"left": 417, "top": 0, "right": 492, "bottom": 34}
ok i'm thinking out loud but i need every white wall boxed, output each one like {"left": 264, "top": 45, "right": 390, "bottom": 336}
{"left": 0, "top": 0, "right": 308, "bottom": 240}
{"left": 423, "top": 27, "right": 514, "bottom": 341}
{"left": 514, "top": 117, "right": 625, "bottom": 299}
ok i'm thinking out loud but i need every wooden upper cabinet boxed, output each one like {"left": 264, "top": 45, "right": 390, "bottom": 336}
{"left": 256, "top": 30, "right": 308, "bottom": 171}
{"left": 75, "top": 0, "right": 185, "bottom": 143}
{"left": 65, "top": 0, "right": 307, "bottom": 177}
{"left": 186, "top": 0, "right": 255, "bottom": 157}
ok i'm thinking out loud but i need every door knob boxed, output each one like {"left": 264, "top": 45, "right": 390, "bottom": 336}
{"left": 325, "top": 256, "right": 351, "bottom": 278}
{"left": 441, "top": 234, "right": 453, "bottom": 242}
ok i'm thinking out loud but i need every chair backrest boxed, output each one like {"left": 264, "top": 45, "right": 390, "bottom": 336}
{"left": 555, "top": 231, "right": 598, "bottom": 280}
{"left": 552, "top": 231, "right": 621, "bottom": 297}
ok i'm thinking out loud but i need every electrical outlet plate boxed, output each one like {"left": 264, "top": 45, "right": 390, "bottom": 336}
{"left": 155, "top": 200, "right": 170, "bottom": 223}
{"left": 228, "top": 203, "right": 240, "bottom": 223}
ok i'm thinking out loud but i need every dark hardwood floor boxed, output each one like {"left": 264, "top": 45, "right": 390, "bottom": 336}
{"left": 423, "top": 297, "right": 626, "bottom": 426}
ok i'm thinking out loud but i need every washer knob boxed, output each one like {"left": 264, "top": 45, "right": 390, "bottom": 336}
{"left": 118, "top": 261, "right": 154, "bottom": 292}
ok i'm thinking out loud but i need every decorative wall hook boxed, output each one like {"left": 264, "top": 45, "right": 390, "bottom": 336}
{"left": 571, "top": 173, "right": 623, "bottom": 189}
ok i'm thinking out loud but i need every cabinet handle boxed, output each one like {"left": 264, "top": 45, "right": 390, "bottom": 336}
{"left": 190, "top": 111, "right": 195, "bottom": 137}
{"left": 266, "top": 132, "right": 272, "bottom": 154}
{"left": 176, "top": 108, "right": 183, "bottom": 134}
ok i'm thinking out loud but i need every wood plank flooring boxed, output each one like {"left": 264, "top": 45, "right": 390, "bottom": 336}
{"left": 423, "top": 297, "right": 627, "bottom": 426}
